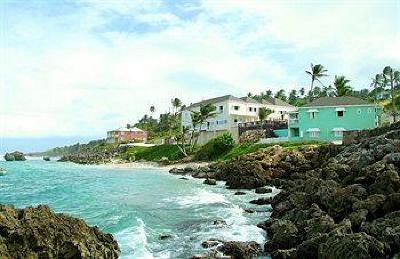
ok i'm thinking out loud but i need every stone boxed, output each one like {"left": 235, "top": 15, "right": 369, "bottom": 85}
{"left": 249, "top": 197, "right": 272, "bottom": 205}
{"left": 0, "top": 204, "right": 120, "bottom": 258}
{"left": 159, "top": 234, "right": 173, "bottom": 240}
{"left": 213, "top": 219, "right": 226, "bottom": 226}
{"left": 204, "top": 178, "right": 217, "bottom": 185}
{"left": 43, "top": 156, "right": 51, "bottom": 161}
{"left": 220, "top": 241, "right": 262, "bottom": 259}
{"left": 4, "top": 151, "right": 26, "bottom": 161}
{"left": 234, "top": 191, "right": 246, "bottom": 195}
{"left": 255, "top": 187, "right": 273, "bottom": 194}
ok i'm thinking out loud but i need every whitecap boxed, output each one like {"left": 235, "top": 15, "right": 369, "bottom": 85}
{"left": 115, "top": 218, "right": 154, "bottom": 259}
{"left": 168, "top": 189, "right": 231, "bottom": 208}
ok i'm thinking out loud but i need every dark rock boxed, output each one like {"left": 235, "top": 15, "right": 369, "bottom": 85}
{"left": 204, "top": 178, "right": 217, "bottom": 185}
{"left": 271, "top": 248, "right": 297, "bottom": 259}
{"left": 318, "top": 232, "right": 386, "bottom": 259}
{"left": 221, "top": 241, "right": 262, "bottom": 259}
{"left": 4, "top": 151, "right": 26, "bottom": 161}
{"left": 249, "top": 197, "right": 272, "bottom": 205}
{"left": 267, "top": 219, "right": 299, "bottom": 249}
{"left": 213, "top": 219, "right": 226, "bottom": 226}
{"left": 382, "top": 193, "right": 400, "bottom": 214}
{"left": 201, "top": 239, "right": 223, "bottom": 248}
{"left": 0, "top": 204, "right": 120, "bottom": 258}
{"left": 244, "top": 208, "right": 255, "bottom": 213}
{"left": 255, "top": 187, "right": 273, "bottom": 194}
{"left": 234, "top": 191, "right": 246, "bottom": 195}
{"left": 159, "top": 234, "right": 173, "bottom": 240}
{"left": 169, "top": 167, "right": 186, "bottom": 175}
{"left": 179, "top": 177, "right": 189, "bottom": 180}
{"left": 43, "top": 156, "right": 51, "bottom": 161}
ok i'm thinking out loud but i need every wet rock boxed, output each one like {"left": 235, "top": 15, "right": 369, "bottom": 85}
{"left": 271, "top": 248, "right": 297, "bottom": 259}
{"left": 234, "top": 191, "right": 246, "bottom": 195}
{"left": 43, "top": 156, "right": 51, "bottom": 161}
{"left": 244, "top": 209, "right": 255, "bottom": 213}
{"left": 382, "top": 193, "right": 400, "bottom": 214}
{"left": 4, "top": 151, "right": 26, "bottom": 161}
{"left": 169, "top": 168, "right": 186, "bottom": 175}
{"left": 267, "top": 219, "right": 299, "bottom": 249}
{"left": 318, "top": 232, "right": 386, "bottom": 259}
{"left": 204, "top": 178, "right": 217, "bottom": 185}
{"left": 159, "top": 234, "right": 173, "bottom": 240}
{"left": 213, "top": 219, "right": 226, "bottom": 227}
{"left": 220, "top": 241, "right": 262, "bottom": 259}
{"left": 201, "top": 239, "right": 223, "bottom": 248}
{"left": 249, "top": 197, "right": 272, "bottom": 205}
{"left": 179, "top": 177, "right": 189, "bottom": 180}
{"left": 0, "top": 204, "right": 120, "bottom": 258}
{"left": 255, "top": 187, "right": 273, "bottom": 194}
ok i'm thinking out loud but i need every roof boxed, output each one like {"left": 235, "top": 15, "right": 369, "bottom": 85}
{"left": 302, "top": 97, "right": 372, "bottom": 107}
{"left": 263, "top": 97, "right": 294, "bottom": 107}
{"left": 187, "top": 95, "right": 245, "bottom": 108}
{"left": 110, "top": 127, "right": 144, "bottom": 132}
{"left": 240, "top": 97, "right": 260, "bottom": 104}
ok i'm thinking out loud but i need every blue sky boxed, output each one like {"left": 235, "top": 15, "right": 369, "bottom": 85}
{"left": 0, "top": 0, "right": 399, "bottom": 143}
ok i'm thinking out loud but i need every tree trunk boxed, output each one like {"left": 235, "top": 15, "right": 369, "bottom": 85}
{"left": 391, "top": 79, "right": 397, "bottom": 122}
{"left": 309, "top": 79, "right": 314, "bottom": 102}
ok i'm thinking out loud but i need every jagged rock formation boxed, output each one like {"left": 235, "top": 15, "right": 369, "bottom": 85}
{"left": 4, "top": 151, "right": 26, "bottom": 161}
{"left": 0, "top": 204, "right": 120, "bottom": 259}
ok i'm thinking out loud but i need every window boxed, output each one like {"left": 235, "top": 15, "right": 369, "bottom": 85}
{"left": 234, "top": 119, "right": 238, "bottom": 123}
{"left": 249, "top": 107, "right": 252, "bottom": 112}
{"left": 309, "top": 131, "right": 320, "bottom": 138}
{"left": 219, "top": 105, "right": 224, "bottom": 111}
{"left": 254, "top": 108, "right": 257, "bottom": 112}
{"left": 334, "top": 130, "right": 343, "bottom": 137}
{"left": 310, "top": 112, "right": 316, "bottom": 119}
{"left": 233, "top": 106, "right": 240, "bottom": 111}
{"left": 337, "top": 111, "right": 344, "bottom": 117}
{"left": 368, "top": 108, "right": 372, "bottom": 114}
{"left": 357, "top": 109, "right": 362, "bottom": 114}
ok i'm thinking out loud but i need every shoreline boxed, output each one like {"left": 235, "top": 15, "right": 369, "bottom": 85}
{"left": 96, "top": 160, "right": 211, "bottom": 171}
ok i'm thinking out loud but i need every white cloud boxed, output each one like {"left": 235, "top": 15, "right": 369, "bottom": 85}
{"left": 1, "top": 0, "right": 399, "bottom": 138}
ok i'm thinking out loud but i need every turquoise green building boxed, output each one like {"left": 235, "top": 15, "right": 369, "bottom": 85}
{"left": 288, "top": 97, "right": 382, "bottom": 143}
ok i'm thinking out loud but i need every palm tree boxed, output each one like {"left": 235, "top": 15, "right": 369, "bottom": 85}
{"left": 299, "top": 87, "right": 305, "bottom": 96}
{"left": 274, "top": 89, "right": 287, "bottom": 101}
{"left": 334, "top": 75, "right": 352, "bottom": 96}
{"left": 150, "top": 106, "right": 155, "bottom": 118}
{"left": 258, "top": 107, "right": 273, "bottom": 121}
{"left": 305, "top": 63, "right": 328, "bottom": 101}
{"left": 171, "top": 98, "right": 182, "bottom": 115}
{"left": 370, "top": 74, "right": 384, "bottom": 102}
{"left": 383, "top": 66, "right": 400, "bottom": 122}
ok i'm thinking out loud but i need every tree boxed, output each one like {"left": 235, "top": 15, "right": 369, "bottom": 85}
{"left": 334, "top": 75, "right": 352, "bottom": 97}
{"left": 305, "top": 63, "right": 328, "bottom": 101}
{"left": 299, "top": 87, "right": 306, "bottom": 96}
{"left": 258, "top": 107, "right": 273, "bottom": 121}
{"left": 288, "top": 89, "right": 298, "bottom": 105}
{"left": 275, "top": 89, "right": 287, "bottom": 101}
{"left": 265, "top": 90, "right": 273, "bottom": 98}
{"left": 312, "top": 86, "right": 322, "bottom": 98}
{"left": 370, "top": 74, "right": 384, "bottom": 102}
{"left": 176, "top": 103, "right": 216, "bottom": 156}
{"left": 321, "top": 85, "right": 335, "bottom": 97}
{"left": 171, "top": 98, "right": 182, "bottom": 115}
{"left": 383, "top": 66, "right": 400, "bottom": 121}
{"left": 150, "top": 106, "right": 155, "bottom": 118}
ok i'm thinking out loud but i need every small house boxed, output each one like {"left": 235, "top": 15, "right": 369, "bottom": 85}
{"left": 106, "top": 126, "right": 148, "bottom": 144}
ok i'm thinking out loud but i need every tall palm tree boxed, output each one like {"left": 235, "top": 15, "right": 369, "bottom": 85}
{"left": 171, "top": 98, "right": 182, "bottom": 115}
{"left": 370, "top": 74, "right": 383, "bottom": 102}
{"left": 258, "top": 107, "right": 273, "bottom": 121}
{"left": 305, "top": 63, "right": 328, "bottom": 101}
{"left": 150, "top": 106, "right": 155, "bottom": 118}
{"left": 383, "top": 66, "right": 400, "bottom": 122}
{"left": 334, "top": 75, "right": 352, "bottom": 97}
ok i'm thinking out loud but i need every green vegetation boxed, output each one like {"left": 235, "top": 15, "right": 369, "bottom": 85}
{"left": 31, "top": 139, "right": 110, "bottom": 157}
{"left": 195, "top": 133, "right": 235, "bottom": 161}
{"left": 122, "top": 145, "right": 184, "bottom": 161}
{"left": 219, "top": 140, "right": 323, "bottom": 161}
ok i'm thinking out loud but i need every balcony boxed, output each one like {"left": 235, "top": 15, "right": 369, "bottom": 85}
{"left": 289, "top": 118, "right": 299, "bottom": 125}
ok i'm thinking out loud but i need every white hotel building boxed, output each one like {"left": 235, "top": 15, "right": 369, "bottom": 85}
{"left": 181, "top": 95, "right": 296, "bottom": 143}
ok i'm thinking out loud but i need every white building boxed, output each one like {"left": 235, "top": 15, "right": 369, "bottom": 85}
{"left": 181, "top": 95, "right": 296, "bottom": 143}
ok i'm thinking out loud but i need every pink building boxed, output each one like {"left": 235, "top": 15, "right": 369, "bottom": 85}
{"left": 106, "top": 126, "right": 148, "bottom": 143}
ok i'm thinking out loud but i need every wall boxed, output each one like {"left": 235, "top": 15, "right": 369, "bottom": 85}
{"left": 196, "top": 127, "right": 239, "bottom": 145}
{"left": 289, "top": 105, "right": 380, "bottom": 142}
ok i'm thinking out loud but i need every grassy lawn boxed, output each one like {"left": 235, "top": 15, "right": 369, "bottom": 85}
{"left": 122, "top": 145, "right": 184, "bottom": 161}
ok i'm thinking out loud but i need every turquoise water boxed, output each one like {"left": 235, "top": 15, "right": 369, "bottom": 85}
{"left": 0, "top": 159, "right": 276, "bottom": 258}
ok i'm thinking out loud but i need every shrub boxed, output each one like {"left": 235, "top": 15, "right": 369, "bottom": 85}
{"left": 195, "top": 133, "right": 235, "bottom": 161}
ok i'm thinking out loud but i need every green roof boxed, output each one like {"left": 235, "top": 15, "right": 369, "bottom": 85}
{"left": 188, "top": 95, "right": 244, "bottom": 108}
{"left": 302, "top": 96, "right": 372, "bottom": 107}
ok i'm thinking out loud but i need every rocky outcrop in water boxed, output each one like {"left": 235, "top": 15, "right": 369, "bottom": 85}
{"left": 58, "top": 146, "right": 128, "bottom": 164}
{"left": 4, "top": 151, "right": 26, "bottom": 161}
{"left": 0, "top": 204, "right": 120, "bottom": 258}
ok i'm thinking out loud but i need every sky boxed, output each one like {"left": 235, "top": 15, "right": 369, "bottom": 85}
{"left": 0, "top": 0, "right": 399, "bottom": 151}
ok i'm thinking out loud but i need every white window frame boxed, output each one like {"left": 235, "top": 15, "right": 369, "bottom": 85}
{"left": 309, "top": 131, "right": 320, "bottom": 138}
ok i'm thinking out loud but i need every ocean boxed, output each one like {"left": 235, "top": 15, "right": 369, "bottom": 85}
{"left": 0, "top": 159, "right": 275, "bottom": 258}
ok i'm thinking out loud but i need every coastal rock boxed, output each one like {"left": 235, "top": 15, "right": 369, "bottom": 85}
{"left": 213, "top": 219, "right": 227, "bottom": 227}
{"left": 0, "top": 168, "right": 6, "bottom": 176}
{"left": 318, "top": 232, "right": 386, "bottom": 259}
{"left": 204, "top": 178, "right": 217, "bottom": 185}
{"left": 255, "top": 187, "right": 273, "bottom": 194}
{"left": 234, "top": 191, "right": 246, "bottom": 195}
{"left": 249, "top": 197, "right": 272, "bottom": 205}
{"left": 220, "top": 241, "right": 262, "bottom": 259}
{"left": 4, "top": 151, "right": 26, "bottom": 161}
{"left": 43, "top": 156, "right": 51, "bottom": 161}
{"left": 169, "top": 168, "right": 186, "bottom": 175}
{"left": 159, "top": 234, "right": 173, "bottom": 240}
{"left": 0, "top": 204, "right": 120, "bottom": 258}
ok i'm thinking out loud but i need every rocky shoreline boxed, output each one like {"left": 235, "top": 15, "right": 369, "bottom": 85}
{"left": 169, "top": 123, "right": 400, "bottom": 258}
{"left": 0, "top": 204, "right": 120, "bottom": 258}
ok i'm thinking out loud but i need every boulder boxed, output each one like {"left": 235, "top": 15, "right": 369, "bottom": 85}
{"left": 213, "top": 219, "right": 227, "bottom": 227}
{"left": 318, "top": 232, "right": 386, "bottom": 259}
{"left": 169, "top": 168, "right": 186, "bottom": 175}
{"left": 255, "top": 187, "right": 273, "bottom": 194}
{"left": 159, "top": 234, "right": 173, "bottom": 240}
{"left": 267, "top": 219, "right": 299, "bottom": 250}
{"left": 4, "top": 151, "right": 26, "bottom": 161}
{"left": 0, "top": 204, "right": 120, "bottom": 258}
{"left": 43, "top": 156, "right": 51, "bottom": 161}
{"left": 220, "top": 241, "right": 262, "bottom": 259}
{"left": 249, "top": 197, "right": 272, "bottom": 205}
{"left": 204, "top": 178, "right": 217, "bottom": 185}
{"left": 234, "top": 191, "right": 246, "bottom": 195}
